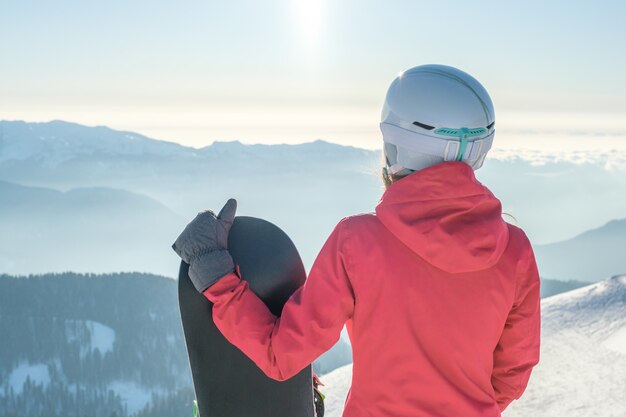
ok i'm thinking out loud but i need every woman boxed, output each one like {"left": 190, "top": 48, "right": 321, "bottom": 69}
{"left": 172, "top": 64, "right": 541, "bottom": 417}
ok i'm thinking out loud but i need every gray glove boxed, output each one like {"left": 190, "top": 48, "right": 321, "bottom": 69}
{"left": 172, "top": 198, "right": 237, "bottom": 292}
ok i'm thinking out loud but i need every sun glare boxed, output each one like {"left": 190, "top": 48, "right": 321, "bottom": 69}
{"left": 291, "top": 0, "right": 325, "bottom": 46}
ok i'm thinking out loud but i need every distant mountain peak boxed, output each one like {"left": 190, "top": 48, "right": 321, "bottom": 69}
{"left": 0, "top": 120, "right": 377, "bottom": 167}
{"left": 543, "top": 274, "right": 626, "bottom": 311}
{"left": 203, "top": 138, "right": 360, "bottom": 150}
{"left": 610, "top": 274, "right": 626, "bottom": 283}
{"left": 0, "top": 119, "right": 190, "bottom": 166}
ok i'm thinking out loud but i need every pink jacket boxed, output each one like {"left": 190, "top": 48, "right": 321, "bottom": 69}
{"left": 204, "top": 161, "right": 541, "bottom": 417}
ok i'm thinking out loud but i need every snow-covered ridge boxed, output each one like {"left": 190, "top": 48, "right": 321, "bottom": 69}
{"left": 2, "top": 120, "right": 626, "bottom": 170}
{"left": 321, "top": 275, "right": 626, "bottom": 417}
{"left": 0, "top": 120, "right": 192, "bottom": 165}
{"left": 0, "top": 120, "right": 373, "bottom": 167}
{"left": 541, "top": 274, "right": 626, "bottom": 344}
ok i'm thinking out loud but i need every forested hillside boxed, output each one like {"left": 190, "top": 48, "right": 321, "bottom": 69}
{"left": 0, "top": 271, "right": 352, "bottom": 416}
{"left": 0, "top": 272, "right": 193, "bottom": 417}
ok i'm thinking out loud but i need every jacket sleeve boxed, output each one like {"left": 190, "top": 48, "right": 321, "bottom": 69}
{"left": 203, "top": 219, "right": 355, "bottom": 381}
{"left": 491, "top": 244, "right": 541, "bottom": 412}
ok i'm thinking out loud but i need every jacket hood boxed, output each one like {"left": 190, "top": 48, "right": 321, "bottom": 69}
{"left": 375, "top": 161, "right": 509, "bottom": 273}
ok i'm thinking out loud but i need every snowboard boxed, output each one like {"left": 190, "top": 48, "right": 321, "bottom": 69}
{"left": 178, "top": 216, "right": 316, "bottom": 417}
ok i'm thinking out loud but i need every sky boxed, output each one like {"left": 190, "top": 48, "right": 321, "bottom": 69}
{"left": 1, "top": 0, "right": 626, "bottom": 150}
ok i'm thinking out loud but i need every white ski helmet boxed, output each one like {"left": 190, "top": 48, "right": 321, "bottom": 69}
{"left": 381, "top": 64, "right": 495, "bottom": 175}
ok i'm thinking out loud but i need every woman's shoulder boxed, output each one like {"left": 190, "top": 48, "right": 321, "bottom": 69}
{"left": 504, "top": 221, "right": 532, "bottom": 245}
{"left": 333, "top": 212, "right": 390, "bottom": 245}
{"left": 337, "top": 212, "right": 379, "bottom": 230}
{"left": 502, "top": 221, "right": 536, "bottom": 263}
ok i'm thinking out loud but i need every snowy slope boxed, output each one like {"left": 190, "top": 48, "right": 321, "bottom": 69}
{"left": 504, "top": 275, "right": 626, "bottom": 417}
{"left": 320, "top": 363, "right": 353, "bottom": 417}
{"left": 7, "top": 363, "right": 51, "bottom": 395}
{"left": 64, "top": 319, "right": 116, "bottom": 358}
{"left": 322, "top": 275, "right": 626, "bottom": 417}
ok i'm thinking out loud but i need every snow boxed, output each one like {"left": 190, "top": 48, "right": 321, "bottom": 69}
{"left": 107, "top": 381, "right": 154, "bottom": 415}
{"left": 322, "top": 276, "right": 626, "bottom": 417}
{"left": 64, "top": 319, "right": 115, "bottom": 357}
{"left": 85, "top": 320, "right": 115, "bottom": 355}
{"left": 320, "top": 364, "right": 353, "bottom": 417}
{"left": 0, "top": 120, "right": 190, "bottom": 166}
{"left": 7, "top": 362, "right": 50, "bottom": 395}
{"left": 504, "top": 275, "right": 626, "bottom": 417}
{"left": 602, "top": 325, "right": 626, "bottom": 354}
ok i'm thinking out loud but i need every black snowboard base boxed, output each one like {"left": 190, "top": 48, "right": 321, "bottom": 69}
{"left": 178, "top": 216, "right": 316, "bottom": 417}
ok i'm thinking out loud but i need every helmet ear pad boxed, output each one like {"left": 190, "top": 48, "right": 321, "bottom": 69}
{"left": 383, "top": 142, "right": 445, "bottom": 173}
{"left": 384, "top": 142, "right": 398, "bottom": 167}
{"left": 468, "top": 152, "right": 488, "bottom": 170}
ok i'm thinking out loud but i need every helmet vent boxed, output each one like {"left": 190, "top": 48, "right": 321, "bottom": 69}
{"left": 434, "top": 127, "right": 487, "bottom": 137}
{"left": 487, "top": 121, "right": 495, "bottom": 129}
{"left": 412, "top": 121, "right": 435, "bottom": 130}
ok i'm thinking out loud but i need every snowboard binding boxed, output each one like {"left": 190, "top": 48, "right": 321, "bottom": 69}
{"left": 313, "top": 373, "right": 325, "bottom": 417}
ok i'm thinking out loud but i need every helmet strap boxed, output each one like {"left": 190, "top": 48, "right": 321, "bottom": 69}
{"left": 457, "top": 132, "right": 469, "bottom": 161}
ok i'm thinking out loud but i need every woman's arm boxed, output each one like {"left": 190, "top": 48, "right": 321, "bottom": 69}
{"left": 203, "top": 219, "right": 355, "bottom": 381}
{"left": 491, "top": 244, "right": 541, "bottom": 411}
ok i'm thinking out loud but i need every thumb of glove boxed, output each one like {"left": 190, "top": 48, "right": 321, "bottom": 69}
{"left": 216, "top": 198, "right": 237, "bottom": 247}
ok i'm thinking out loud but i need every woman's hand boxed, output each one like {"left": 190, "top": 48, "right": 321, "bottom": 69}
{"left": 172, "top": 198, "right": 237, "bottom": 292}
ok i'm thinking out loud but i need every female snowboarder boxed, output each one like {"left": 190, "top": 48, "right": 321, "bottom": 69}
{"left": 172, "top": 64, "right": 541, "bottom": 417}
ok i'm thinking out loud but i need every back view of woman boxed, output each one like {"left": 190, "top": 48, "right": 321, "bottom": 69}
{"left": 172, "top": 64, "right": 542, "bottom": 417}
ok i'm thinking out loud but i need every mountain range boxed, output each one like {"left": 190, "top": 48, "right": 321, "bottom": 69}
{"left": 535, "top": 218, "right": 626, "bottom": 282}
{"left": 1, "top": 119, "right": 625, "bottom": 282}
{"left": 0, "top": 180, "right": 183, "bottom": 276}
{"left": 1, "top": 120, "right": 625, "bottom": 416}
